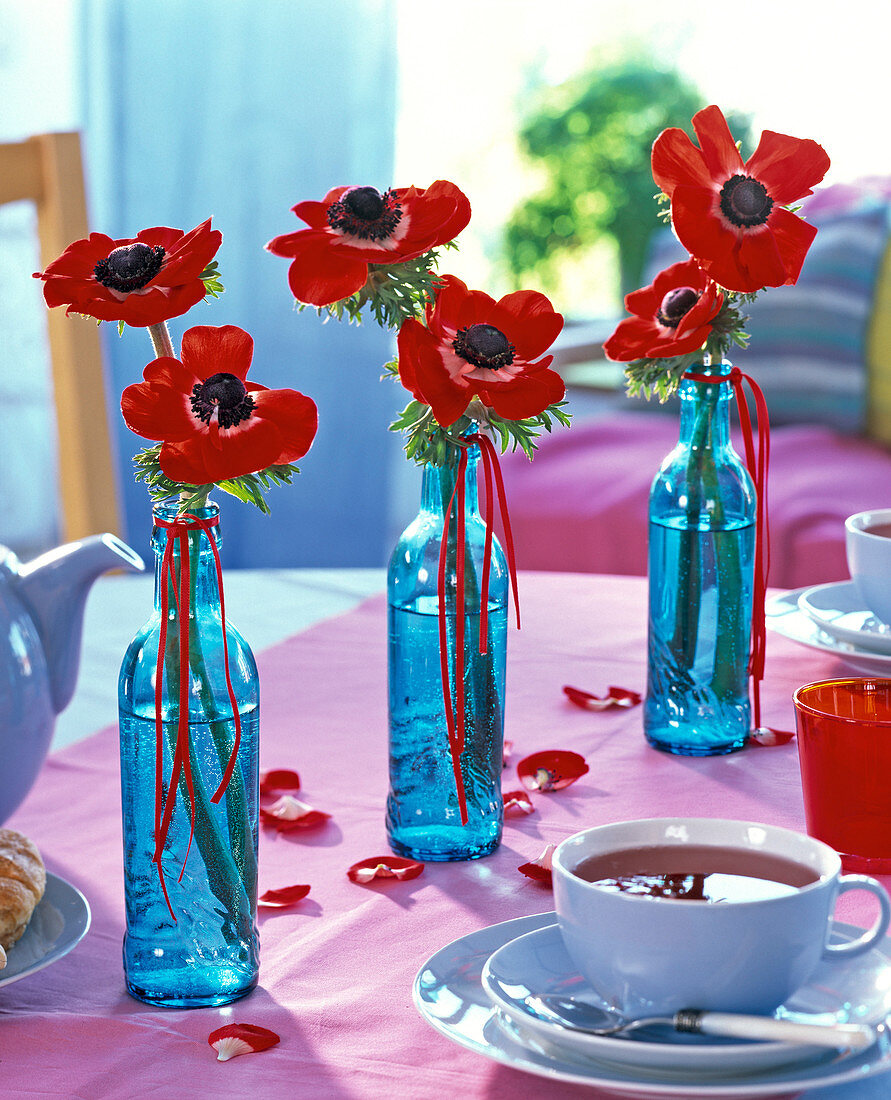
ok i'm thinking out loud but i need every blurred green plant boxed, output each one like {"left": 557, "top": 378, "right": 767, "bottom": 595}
{"left": 504, "top": 57, "right": 751, "bottom": 305}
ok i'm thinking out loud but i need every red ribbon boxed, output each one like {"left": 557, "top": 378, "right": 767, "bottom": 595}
{"left": 152, "top": 513, "right": 242, "bottom": 921}
{"left": 437, "top": 435, "right": 520, "bottom": 825}
{"left": 683, "top": 367, "right": 772, "bottom": 732}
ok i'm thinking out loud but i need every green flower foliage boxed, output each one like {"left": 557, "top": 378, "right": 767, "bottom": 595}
{"left": 504, "top": 56, "right": 751, "bottom": 301}
{"left": 301, "top": 247, "right": 455, "bottom": 329}
{"left": 132, "top": 444, "right": 301, "bottom": 515}
{"left": 200, "top": 260, "right": 225, "bottom": 299}
{"left": 388, "top": 392, "right": 572, "bottom": 468}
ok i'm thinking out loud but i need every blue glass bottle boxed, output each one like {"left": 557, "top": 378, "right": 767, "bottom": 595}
{"left": 118, "top": 502, "right": 259, "bottom": 1007}
{"left": 645, "top": 359, "right": 756, "bottom": 755}
{"left": 386, "top": 440, "right": 507, "bottom": 861}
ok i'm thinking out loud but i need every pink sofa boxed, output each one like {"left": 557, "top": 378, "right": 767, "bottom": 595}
{"left": 499, "top": 413, "right": 891, "bottom": 590}
{"left": 499, "top": 182, "right": 891, "bottom": 592}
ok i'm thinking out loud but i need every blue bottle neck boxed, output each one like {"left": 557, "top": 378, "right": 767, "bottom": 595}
{"left": 151, "top": 502, "right": 222, "bottom": 614}
{"left": 420, "top": 445, "right": 480, "bottom": 518}
{"left": 677, "top": 358, "right": 734, "bottom": 454}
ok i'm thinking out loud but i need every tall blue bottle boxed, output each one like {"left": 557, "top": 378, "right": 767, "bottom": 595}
{"left": 386, "top": 440, "right": 508, "bottom": 861}
{"left": 118, "top": 502, "right": 260, "bottom": 1006}
{"left": 645, "top": 360, "right": 756, "bottom": 756}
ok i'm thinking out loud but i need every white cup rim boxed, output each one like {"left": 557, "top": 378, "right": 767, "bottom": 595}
{"left": 846, "top": 509, "right": 891, "bottom": 537}
{"left": 553, "top": 818, "right": 838, "bottom": 907}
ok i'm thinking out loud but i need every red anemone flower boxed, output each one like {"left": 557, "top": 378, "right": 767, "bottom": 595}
{"left": 265, "top": 180, "right": 471, "bottom": 305}
{"left": 652, "top": 105, "right": 830, "bottom": 292}
{"left": 33, "top": 219, "right": 222, "bottom": 327}
{"left": 397, "top": 274, "right": 565, "bottom": 426}
{"left": 604, "top": 260, "right": 723, "bottom": 362}
{"left": 121, "top": 325, "right": 318, "bottom": 485}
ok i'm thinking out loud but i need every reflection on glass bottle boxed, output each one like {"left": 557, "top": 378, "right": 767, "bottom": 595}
{"left": 645, "top": 360, "right": 756, "bottom": 756}
{"left": 118, "top": 502, "right": 259, "bottom": 1007}
{"left": 387, "top": 441, "right": 507, "bottom": 860}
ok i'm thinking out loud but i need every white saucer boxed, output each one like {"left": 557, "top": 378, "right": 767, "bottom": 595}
{"left": 798, "top": 581, "right": 891, "bottom": 656}
{"left": 0, "top": 872, "right": 91, "bottom": 988}
{"left": 414, "top": 912, "right": 891, "bottom": 1098}
{"left": 767, "top": 588, "right": 891, "bottom": 675}
{"left": 482, "top": 921, "right": 890, "bottom": 1077}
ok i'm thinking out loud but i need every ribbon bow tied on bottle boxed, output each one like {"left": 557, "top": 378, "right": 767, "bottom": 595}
{"left": 152, "top": 512, "right": 242, "bottom": 919}
{"left": 437, "top": 434, "right": 520, "bottom": 824}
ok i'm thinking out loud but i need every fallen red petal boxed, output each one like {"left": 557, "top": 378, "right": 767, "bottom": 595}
{"left": 260, "top": 795, "right": 331, "bottom": 831}
{"left": 517, "top": 750, "right": 589, "bottom": 791}
{"left": 563, "top": 685, "right": 642, "bottom": 711}
{"left": 518, "top": 842, "right": 556, "bottom": 887}
{"left": 347, "top": 856, "right": 424, "bottom": 884}
{"left": 259, "top": 768, "right": 301, "bottom": 795}
{"left": 749, "top": 727, "right": 796, "bottom": 747}
{"left": 208, "top": 1023, "right": 280, "bottom": 1061}
{"left": 503, "top": 789, "right": 535, "bottom": 815}
{"left": 502, "top": 739, "right": 514, "bottom": 767}
{"left": 259, "top": 884, "right": 312, "bottom": 907}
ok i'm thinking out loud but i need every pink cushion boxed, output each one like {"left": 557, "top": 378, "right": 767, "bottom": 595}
{"left": 498, "top": 413, "right": 891, "bottom": 590}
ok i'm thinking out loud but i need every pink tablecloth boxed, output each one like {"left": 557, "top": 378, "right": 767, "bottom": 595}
{"left": 1, "top": 573, "right": 887, "bottom": 1098}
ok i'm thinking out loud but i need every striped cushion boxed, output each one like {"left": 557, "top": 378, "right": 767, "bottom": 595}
{"left": 645, "top": 192, "right": 891, "bottom": 432}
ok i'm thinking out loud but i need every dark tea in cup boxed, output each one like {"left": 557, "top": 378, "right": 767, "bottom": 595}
{"left": 571, "top": 844, "right": 819, "bottom": 902}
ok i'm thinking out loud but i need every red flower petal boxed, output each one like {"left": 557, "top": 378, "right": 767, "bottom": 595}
{"left": 604, "top": 259, "right": 723, "bottom": 363}
{"left": 398, "top": 273, "right": 564, "bottom": 425}
{"left": 258, "top": 884, "right": 312, "bottom": 907}
{"left": 517, "top": 750, "right": 589, "bottom": 792}
{"left": 259, "top": 768, "right": 301, "bottom": 796}
{"left": 208, "top": 1023, "right": 280, "bottom": 1061}
{"left": 651, "top": 106, "right": 830, "bottom": 292}
{"left": 121, "top": 324, "right": 318, "bottom": 485}
{"left": 749, "top": 727, "right": 795, "bottom": 747}
{"left": 563, "top": 685, "right": 642, "bottom": 711}
{"left": 260, "top": 795, "right": 331, "bottom": 832}
{"left": 503, "top": 789, "right": 535, "bottom": 815}
{"left": 267, "top": 180, "right": 470, "bottom": 306}
{"left": 35, "top": 219, "right": 222, "bottom": 327}
{"left": 518, "top": 843, "right": 556, "bottom": 886}
{"left": 347, "top": 857, "right": 424, "bottom": 884}
{"left": 502, "top": 739, "right": 513, "bottom": 767}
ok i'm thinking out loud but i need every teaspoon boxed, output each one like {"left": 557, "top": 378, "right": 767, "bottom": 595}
{"left": 524, "top": 994, "right": 877, "bottom": 1050}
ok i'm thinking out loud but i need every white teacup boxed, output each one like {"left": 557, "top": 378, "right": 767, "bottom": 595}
{"left": 846, "top": 509, "right": 891, "bottom": 625}
{"left": 552, "top": 818, "right": 890, "bottom": 1018}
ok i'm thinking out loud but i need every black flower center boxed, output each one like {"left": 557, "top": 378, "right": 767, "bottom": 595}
{"left": 452, "top": 323, "right": 516, "bottom": 370}
{"left": 327, "top": 186, "right": 402, "bottom": 241}
{"left": 719, "top": 174, "right": 774, "bottom": 228}
{"left": 657, "top": 286, "right": 699, "bottom": 328}
{"left": 93, "top": 242, "right": 165, "bottom": 291}
{"left": 190, "top": 373, "right": 255, "bottom": 429}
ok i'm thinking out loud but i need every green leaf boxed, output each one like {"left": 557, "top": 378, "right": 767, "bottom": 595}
{"left": 131, "top": 445, "right": 300, "bottom": 515}
{"left": 200, "top": 260, "right": 225, "bottom": 298}
{"left": 311, "top": 248, "right": 447, "bottom": 329}
{"left": 388, "top": 399, "right": 572, "bottom": 467}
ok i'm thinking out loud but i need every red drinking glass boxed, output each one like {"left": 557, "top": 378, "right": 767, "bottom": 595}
{"left": 794, "top": 678, "right": 891, "bottom": 874}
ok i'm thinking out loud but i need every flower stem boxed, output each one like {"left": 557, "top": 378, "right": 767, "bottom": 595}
{"left": 147, "top": 322, "right": 176, "bottom": 360}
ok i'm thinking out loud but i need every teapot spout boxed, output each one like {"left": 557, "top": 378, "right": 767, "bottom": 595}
{"left": 16, "top": 533, "right": 145, "bottom": 715}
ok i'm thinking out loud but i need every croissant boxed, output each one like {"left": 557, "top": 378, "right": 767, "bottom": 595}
{"left": 0, "top": 828, "right": 46, "bottom": 968}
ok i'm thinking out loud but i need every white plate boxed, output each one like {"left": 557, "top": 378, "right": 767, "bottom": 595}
{"left": 413, "top": 912, "right": 891, "bottom": 1098}
{"left": 482, "top": 921, "right": 890, "bottom": 1077}
{"left": 767, "top": 588, "right": 891, "bottom": 675}
{"left": 798, "top": 581, "right": 891, "bottom": 656}
{"left": 0, "top": 872, "right": 91, "bottom": 988}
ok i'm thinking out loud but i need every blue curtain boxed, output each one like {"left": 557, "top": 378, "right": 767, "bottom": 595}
{"left": 78, "top": 0, "right": 402, "bottom": 567}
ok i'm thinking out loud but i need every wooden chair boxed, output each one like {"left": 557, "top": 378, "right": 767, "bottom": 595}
{"left": 0, "top": 132, "right": 121, "bottom": 542}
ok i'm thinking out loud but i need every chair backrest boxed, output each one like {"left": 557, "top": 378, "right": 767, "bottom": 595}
{"left": 0, "top": 132, "right": 121, "bottom": 542}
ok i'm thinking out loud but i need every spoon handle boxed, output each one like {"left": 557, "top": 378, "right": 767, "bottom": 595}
{"left": 678, "top": 1010, "right": 876, "bottom": 1050}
